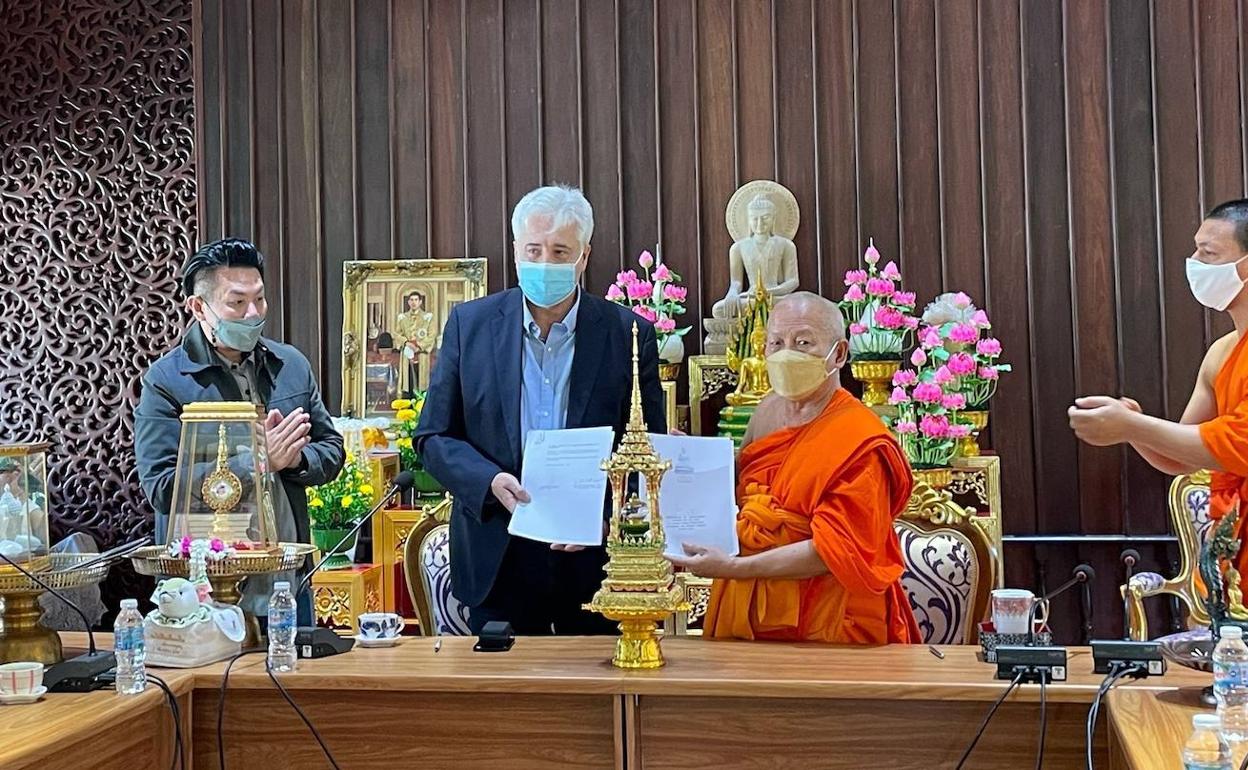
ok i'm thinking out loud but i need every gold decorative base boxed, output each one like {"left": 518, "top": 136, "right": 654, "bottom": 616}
{"left": 850, "top": 360, "right": 902, "bottom": 408}
{"left": 614, "top": 617, "right": 665, "bottom": 669}
{"left": 0, "top": 591, "right": 62, "bottom": 664}
{"left": 658, "top": 362, "right": 681, "bottom": 382}
{"left": 958, "top": 410, "right": 989, "bottom": 458}
{"left": 913, "top": 467, "right": 953, "bottom": 490}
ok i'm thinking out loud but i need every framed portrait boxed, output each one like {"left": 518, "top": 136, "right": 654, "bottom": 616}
{"left": 340, "top": 259, "right": 488, "bottom": 418}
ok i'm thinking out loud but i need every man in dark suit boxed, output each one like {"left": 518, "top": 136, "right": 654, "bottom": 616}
{"left": 414, "top": 185, "right": 667, "bottom": 635}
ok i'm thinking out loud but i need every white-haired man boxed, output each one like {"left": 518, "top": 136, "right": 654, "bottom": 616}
{"left": 415, "top": 184, "right": 667, "bottom": 635}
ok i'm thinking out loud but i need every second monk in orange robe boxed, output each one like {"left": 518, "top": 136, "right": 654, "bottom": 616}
{"left": 1071, "top": 200, "right": 1248, "bottom": 571}
{"left": 669, "top": 292, "right": 921, "bottom": 644}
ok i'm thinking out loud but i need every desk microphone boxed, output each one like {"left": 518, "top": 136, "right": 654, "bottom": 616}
{"left": 293, "top": 470, "right": 415, "bottom": 658}
{"left": 0, "top": 552, "right": 116, "bottom": 692}
{"left": 1029, "top": 563, "right": 1096, "bottom": 643}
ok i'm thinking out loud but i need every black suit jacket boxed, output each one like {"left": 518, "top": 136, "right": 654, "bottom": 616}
{"left": 413, "top": 288, "right": 668, "bottom": 606}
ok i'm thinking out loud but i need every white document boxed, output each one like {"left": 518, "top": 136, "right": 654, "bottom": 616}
{"left": 643, "top": 434, "right": 739, "bottom": 559}
{"left": 508, "top": 427, "right": 615, "bottom": 546}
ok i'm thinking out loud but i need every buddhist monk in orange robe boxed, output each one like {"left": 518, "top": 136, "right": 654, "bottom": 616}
{"left": 1071, "top": 200, "right": 1248, "bottom": 572}
{"left": 669, "top": 292, "right": 921, "bottom": 644}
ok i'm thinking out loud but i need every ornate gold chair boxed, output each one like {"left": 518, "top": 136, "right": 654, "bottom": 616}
{"left": 401, "top": 502, "right": 472, "bottom": 636}
{"left": 895, "top": 479, "right": 996, "bottom": 645}
{"left": 1122, "top": 471, "right": 1212, "bottom": 640}
{"left": 672, "top": 573, "right": 713, "bottom": 635}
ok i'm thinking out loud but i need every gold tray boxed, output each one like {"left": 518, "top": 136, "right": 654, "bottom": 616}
{"left": 0, "top": 553, "right": 112, "bottom": 595}
{"left": 129, "top": 543, "right": 315, "bottom": 577}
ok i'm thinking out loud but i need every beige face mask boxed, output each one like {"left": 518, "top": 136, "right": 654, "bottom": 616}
{"left": 765, "top": 347, "right": 837, "bottom": 400}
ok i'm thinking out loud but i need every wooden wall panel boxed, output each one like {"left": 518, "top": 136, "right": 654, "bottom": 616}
{"left": 191, "top": 0, "right": 1248, "bottom": 643}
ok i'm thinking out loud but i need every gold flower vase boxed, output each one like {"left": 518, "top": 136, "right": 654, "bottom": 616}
{"left": 658, "top": 362, "right": 681, "bottom": 382}
{"left": 851, "top": 359, "right": 902, "bottom": 408}
{"left": 958, "top": 410, "right": 989, "bottom": 458}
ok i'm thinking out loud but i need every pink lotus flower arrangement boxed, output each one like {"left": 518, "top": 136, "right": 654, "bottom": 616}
{"left": 605, "top": 249, "right": 691, "bottom": 351}
{"left": 888, "top": 353, "right": 971, "bottom": 469}
{"left": 917, "top": 293, "right": 1011, "bottom": 409}
{"left": 838, "top": 239, "right": 919, "bottom": 361}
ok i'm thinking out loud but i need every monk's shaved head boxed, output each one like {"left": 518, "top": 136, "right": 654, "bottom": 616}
{"left": 770, "top": 291, "right": 845, "bottom": 344}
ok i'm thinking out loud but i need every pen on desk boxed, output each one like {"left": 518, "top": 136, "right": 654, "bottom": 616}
{"left": 434, "top": 639, "right": 442, "bottom": 653}
{"left": 928, "top": 645, "right": 945, "bottom": 660}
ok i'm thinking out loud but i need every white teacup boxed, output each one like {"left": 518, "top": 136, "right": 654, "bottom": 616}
{"left": 358, "top": 612, "right": 405, "bottom": 639}
{"left": 0, "top": 662, "right": 44, "bottom": 696}
{"left": 991, "top": 589, "right": 1047, "bottom": 635}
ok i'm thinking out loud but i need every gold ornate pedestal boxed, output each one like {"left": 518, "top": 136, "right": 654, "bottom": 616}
{"left": 850, "top": 360, "right": 901, "bottom": 410}
{"left": 958, "top": 410, "right": 989, "bottom": 457}
{"left": 313, "top": 563, "right": 383, "bottom": 634}
{"left": 131, "top": 544, "right": 314, "bottom": 648}
{"left": 0, "top": 553, "right": 113, "bottom": 664}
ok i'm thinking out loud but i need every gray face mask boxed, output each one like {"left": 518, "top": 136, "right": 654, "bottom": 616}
{"left": 205, "top": 304, "right": 265, "bottom": 352}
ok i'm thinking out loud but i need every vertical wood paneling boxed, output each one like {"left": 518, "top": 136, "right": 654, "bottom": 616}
{"left": 1154, "top": 0, "right": 1205, "bottom": 421}
{"left": 1065, "top": 0, "right": 1123, "bottom": 533}
{"left": 1110, "top": 0, "right": 1169, "bottom": 533}
{"left": 895, "top": 0, "right": 942, "bottom": 299}
{"left": 773, "top": 0, "right": 817, "bottom": 295}
{"left": 581, "top": 0, "right": 623, "bottom": 289}
{"left": 222, "top": 0, "right": 253, "bottom": 236}
{"left": 463, "top": 0, "right": 505, "bottom": 285}
{"left": 391, "top": 0, "right": 428, "bottom": 259}
{"left": 317, "top": 0, "right": 356, "bottom": 405}
{"left": 1021, "top": 0, "right": 1080, "bottom": 535}
{"left": 854, "top": 0, "right": 900, "bottom": 264}
{"left": 541, "top": 0, "right": 582, "bottom": 186}
{"left": 280, "top": 0, "right": 323, "bottom": 374}
{"left": 426, "top": 0, "right": 464, "bottom": 258}
{"left": 618, "top": 0, "right": 658, "bottom": 262}
{"left": 935, "top": 0, "right": 985, "bottom": 298}
{"left": 354, "top": 0, "right": 392, "bottom": 263}
{"left": 192, "top": 0, "right": 1248, "bottom": 642}
{"left": 734, "top": 0, "right": 775, "bottom": 183}
{"left": 697, "top": 0, "right": 736, "bottom": 321}
{"left": 251, "top": 0, "right": 284, "bottom": 338}
{"left": 980, "top": 0, "right": 1038, "bottom": 542}
{"left": 502, "top": 0, "right": 542, "bottom": 285}
{"left": 656, "top": 0, "right": 700, "bottom": 327}
{"left": 813, "top": 0, "right": 859, "bottom": 297}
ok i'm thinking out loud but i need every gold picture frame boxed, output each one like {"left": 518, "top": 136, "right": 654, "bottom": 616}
{"left": 340, "top": 259, "right": 488, "bottom": 418}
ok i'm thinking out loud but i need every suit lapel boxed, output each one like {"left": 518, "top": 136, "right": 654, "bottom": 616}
{"left": 493, "top": 291, "right": 524, "bottom": 463}
{"left": 567, "top": 297, "right": 606, "bottom": 429}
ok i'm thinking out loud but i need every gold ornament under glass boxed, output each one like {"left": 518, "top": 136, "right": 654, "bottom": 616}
{"left": 584, "top": 323, "right": 689, "bottom": 669}
{"left": 130, "top": 402, "right": 312, "bottom": 645}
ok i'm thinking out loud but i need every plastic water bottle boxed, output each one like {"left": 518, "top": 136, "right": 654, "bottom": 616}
{"left": 113, "top": 598, "right": 147, "bottom": 695}
{"left": 267, "top": 580, "right": 298, "bottom": 672}
{"left": 1183, "top": 714, "right": 1232, "bottom": 769}
{"left": 1215, "top": 625, "right": 1248, "bottom": 742}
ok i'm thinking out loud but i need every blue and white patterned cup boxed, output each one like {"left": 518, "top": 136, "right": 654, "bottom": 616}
{"left": 358, "top": 612, "right": 405, "bottom": 639}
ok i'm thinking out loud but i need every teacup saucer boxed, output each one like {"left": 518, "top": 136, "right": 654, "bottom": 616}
{"left": 353, "top": 635, "right": 402, "bottom": 648}
{"left": 0, "top": 686, "right": 46, "bottom": 705}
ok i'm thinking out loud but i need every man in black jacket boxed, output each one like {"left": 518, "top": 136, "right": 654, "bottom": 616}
{"left": 415, "top": 185, "right": 667, "bottom": 635}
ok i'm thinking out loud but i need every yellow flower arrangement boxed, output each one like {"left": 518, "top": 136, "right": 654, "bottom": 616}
{"left": 307, "top": 457, "right": 372, "bottom": 530}
{"left": 392, "top": 389, "right": 426, "bottom": 473}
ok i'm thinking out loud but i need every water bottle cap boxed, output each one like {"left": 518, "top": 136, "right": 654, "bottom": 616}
{"left": 1223, "top": 625, "right": 1244, "bottom": 640}
{"left": 274, "top": 581, "right": 291, "bottom": 591}
{"left": 1194, "top": 714, "right": 1222, "bottom": 729}
{"left": 120, "top": 599, "right": 138, "bottom": 609}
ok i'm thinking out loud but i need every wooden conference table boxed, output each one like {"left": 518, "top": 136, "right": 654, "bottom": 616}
{"left": 2, "top": 634, "right": 1211, "bottom": 769}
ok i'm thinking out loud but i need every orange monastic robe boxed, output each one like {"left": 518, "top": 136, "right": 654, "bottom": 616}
{"left": 1200, "top": 333, "right": 1248, "bottom": 571}
{"left": 704, "top": 389, "right": 921, "bottom": 644}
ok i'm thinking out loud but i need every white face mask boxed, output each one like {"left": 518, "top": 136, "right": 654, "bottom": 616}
{"left": 1187, "top": 255, "right": 1248, "bottom": 311}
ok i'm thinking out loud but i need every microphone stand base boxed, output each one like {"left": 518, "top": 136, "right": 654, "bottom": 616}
{"left": 295, "top": 626, "right": 355, "bottom": 658}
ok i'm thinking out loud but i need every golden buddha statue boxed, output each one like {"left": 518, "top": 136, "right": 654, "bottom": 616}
{"left": 726, "top": 322, "right": 769, "bottom": 407}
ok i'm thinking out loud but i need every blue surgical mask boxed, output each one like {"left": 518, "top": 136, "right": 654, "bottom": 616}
{"left": 517, "top": 259, "right": 580, "bottom": 308}
{"left": 205, "top": 304, "right": 265, "bottom": 352}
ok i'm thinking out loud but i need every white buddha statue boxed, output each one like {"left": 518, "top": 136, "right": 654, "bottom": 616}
{"left": 704, "top": 191, "right": 800, "bottom": 353}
